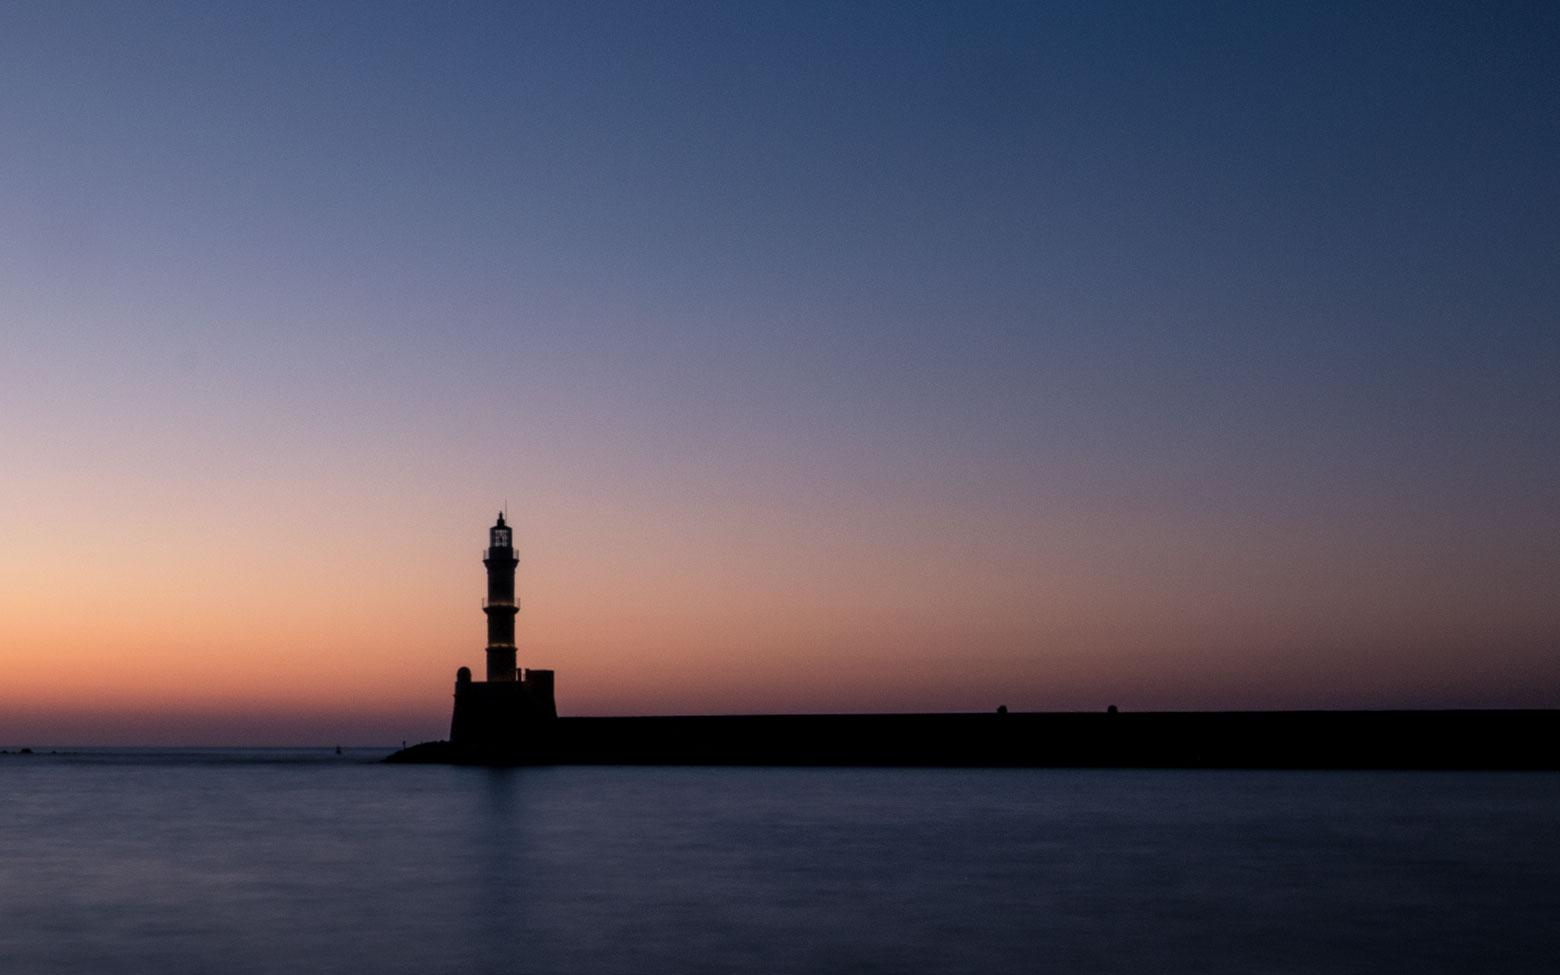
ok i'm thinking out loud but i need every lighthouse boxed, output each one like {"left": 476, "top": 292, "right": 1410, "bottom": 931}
{"left": 483, "top": 512, "right": 519, "bottom": 681}
{"left": 449, "top": 511, "right": 558, "bottom": 759}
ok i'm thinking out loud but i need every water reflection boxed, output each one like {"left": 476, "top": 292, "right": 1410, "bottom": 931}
{"left": 1, "top": 759, "right": 1557, "bottom": 974}
{"left": 467, "top": 768, "right": 532, "bottom": 974}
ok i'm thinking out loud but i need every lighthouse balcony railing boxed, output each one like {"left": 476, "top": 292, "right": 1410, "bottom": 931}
{"left": 482, "top": 597, "right": 518, "bottom": 610}
{"left": 484, "top": 547, "right": 518, "bottom": 560}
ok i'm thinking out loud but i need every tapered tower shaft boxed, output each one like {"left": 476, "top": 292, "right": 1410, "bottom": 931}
{"left": 483, "top": 513, "right": 519, "bottom": 681}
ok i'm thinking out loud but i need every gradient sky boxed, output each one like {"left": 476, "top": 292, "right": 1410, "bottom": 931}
{"left": 3, "top": 2, "right": 1558, "bottom": 745}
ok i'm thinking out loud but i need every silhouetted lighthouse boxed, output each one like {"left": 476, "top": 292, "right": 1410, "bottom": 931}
{"left": 449, "top": 511, "right": 557, "bottom": 759}
{"left": 483, "top": 513, "right": 519, "bottom": 681}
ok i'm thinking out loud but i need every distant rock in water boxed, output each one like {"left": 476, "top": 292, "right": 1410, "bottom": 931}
{"left": 385, "top": 741, "right": 459, "bottom": 764}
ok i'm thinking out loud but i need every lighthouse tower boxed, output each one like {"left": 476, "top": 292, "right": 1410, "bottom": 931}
{"left": 483, "top": 512, "right": 519, "bottom": 681}
{"left": 450, "top": 511, "right": 557, "bottom": 759}
{"left": 449, "top": 514, "right": 558, "bottom": 758}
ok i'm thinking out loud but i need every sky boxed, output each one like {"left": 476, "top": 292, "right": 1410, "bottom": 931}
{"left": 2, "top": 2, "right": 1558, "bottom": 745}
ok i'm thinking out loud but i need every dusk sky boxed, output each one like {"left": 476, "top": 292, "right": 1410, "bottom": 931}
{"left": 3, "top": 2, "right": 1557, "bottom": 745}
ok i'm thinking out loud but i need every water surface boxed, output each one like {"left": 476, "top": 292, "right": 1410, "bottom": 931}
{"left": 2, "top": 751, "right": 1557, "bottom": 974}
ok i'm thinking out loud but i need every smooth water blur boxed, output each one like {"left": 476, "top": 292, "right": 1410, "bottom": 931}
{"left": 2, "top": 752, "right": 1557, "bottom": 974}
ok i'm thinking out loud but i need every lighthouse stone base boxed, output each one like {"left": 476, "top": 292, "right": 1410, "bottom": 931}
{"left": 448, "top": 668, "right": 558, "bottom": 762}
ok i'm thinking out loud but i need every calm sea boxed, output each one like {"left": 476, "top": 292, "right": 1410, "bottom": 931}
{"left": 2, "top": 750, "right": 1557, "bottom": 974}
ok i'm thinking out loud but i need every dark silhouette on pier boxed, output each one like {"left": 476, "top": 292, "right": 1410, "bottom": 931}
{"left": 386, "top": 515, "right": 1559, "bottom": 769}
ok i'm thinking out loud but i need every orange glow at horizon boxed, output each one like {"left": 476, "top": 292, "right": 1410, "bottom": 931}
{"left": 4, "top": 471, "right": 1557, "bottom": 745}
